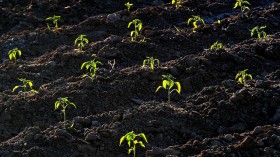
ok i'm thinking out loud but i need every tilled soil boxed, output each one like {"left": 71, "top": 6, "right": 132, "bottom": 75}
{"left": 0, "top": 0, "right": 279, "bottom": 157}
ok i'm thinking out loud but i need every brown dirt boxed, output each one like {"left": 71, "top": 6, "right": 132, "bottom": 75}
{"left": 0, "top": 0, "right": 279, "bottom": 157}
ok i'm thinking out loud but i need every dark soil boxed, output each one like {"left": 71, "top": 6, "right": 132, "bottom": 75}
{"left": 0, "top": 0, "right": 280, "bottom": 156}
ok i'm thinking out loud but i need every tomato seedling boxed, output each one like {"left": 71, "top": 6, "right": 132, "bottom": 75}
{"left": 120, "top": 131, "right": 148, "bottom": 157}
{"left": 142, "top": 57, "right": 160, "bottom": 71}
{"left": 12, "top": 78, "right": 38, "bottom": 98}
{"left": 125, "top": 2, "right": 133, "bottom": 12}
{"left": 235, "top": 69, "right": 252, "bottom": 86}
{"left": 46, "top": 15, "right": 63, "bottom": 30}
{"left": 128, "top": 19, "right": 143, "bottom": 42}
{"left": 156, "top": 74, "right": 181, "bottom": 104}
{"left": 187, "top": 16, "right": 205, "bottom": 31}
{"left": 75, "top": 34, "right": 89, "bottom": 52}
{"left": 54, "top": 97, "right": 76, "bottom": 129}
{"left": 8, "top": 48, "right": 22, "bottom": 64}
{"left": 234, "top": 0, "right": 250, "bottom": 18}
{"left": 81, "top": 60, "right": 102, "bottom": 78}
{"left": 251, "top": 26, "right": 268, "bottom": 39}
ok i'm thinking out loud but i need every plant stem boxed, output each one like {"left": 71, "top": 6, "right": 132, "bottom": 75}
{"left": 62, "top": 108, "right": 66, "bottom": 129}
{"left": 134, "top": 145, "right": 136, "bottom": 157}
{"left": 168, "top": 88, "right": 171, "bottom": 105}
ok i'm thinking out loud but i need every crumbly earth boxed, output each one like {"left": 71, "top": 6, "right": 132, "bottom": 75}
{"left": 0, "top": 0, "right": 279, "bottom": 157}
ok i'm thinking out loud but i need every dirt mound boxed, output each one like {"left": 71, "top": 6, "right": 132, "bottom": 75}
{"left": 0, "top": 0, "right": 279, "bottom": 156}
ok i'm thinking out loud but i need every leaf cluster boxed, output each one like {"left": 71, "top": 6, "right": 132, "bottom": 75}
{"left": 142, "top": 57, "right": 160, "bottom": 71}
{"left": 54, "top": 97, "right": 76, "bottom": 110}
{"left": 125, "top": 2, "right": 133, "bottom": 12}
{"left": 46, "top": 15, "right": 63, "bottom": 29}
{"left": 12, "top": 78, "right": 38, "bottom": 95}
{"left": 187, "top": 15, "right": 205, "bottom": 29}
{"left": 172, "top": 0, "right": 182, "bottom": 9}
{"left": 74, "top": 34, "right": 89, "bottom": 52}
{"left": 210, "top": 41, "right": 223, "bottom": 51}
{"left": 251, "top": 26, "right": 268, "bottom": 39}
{"left": 8, "top": 48, "right": 22, "bottom": 63}
{"left": 156, "top": 74, "right": 181, "bottom": 94}
{"left": 235, "top": 69, "right": 252, "bottom": 86}
{"left": 128, "top": 19, "right": 143, "bottom": 42}
{"left": 119, "top": 131, "right": 148, "bottom": 156}
{"left": 234, "top": 0, "right": 250, "bottom": 17}
{"left": 81, "top": 60, "right": 102, "bottom": 78}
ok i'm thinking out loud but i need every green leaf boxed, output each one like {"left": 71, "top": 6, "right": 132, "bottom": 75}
{"left": 234, "top": 2, "right": 239, "bottom": 8}
{"left": 119, "top": 136, "right": 125, "bottom": 146}
{"left": 9, "top": 54, "right": 13, "bottom": 60}
{"left": 128, "top": 140, "right": 131, "bottom": 147}
{"left": 139, "top": 133, "right": 148, "bottom": 143}
{"left": 128, "top": 148, "right": 133, "bottom": 154}
{"left": 244, "top": 6, "right": 250, "bottom": 10}
{"left": 28, "top": 81, "right": 33, "bottom": 88}
{"left": 175, "top": 82, "right": 181, "bottom": 94}
{"left": 162, "top": 80, "right": 168, "bottom": 89}
{"left": 138, "top": 24, "right": 142, "bottom": 31}
{"left": 238, "top": 77, "right": 243, "bottom": 84}
{"left": 128, "top": 22, "right": 132, "bottom": 28}
{"left": 18, "top": 50, "right": 22, "bottom": 56}
{"left": 12, "top": 86, "right": 19, "bottom": 92}
{"left": 130, "top": 31, "right": 135, "bottom": 37}
{"left": 55, "top": 102, "right": 60, "bottom": 109}
{"left": 139, "top": 141, "right": 145, "bottom": 147}
{"left": 193, "top": 22, "right": 197, "bottom": 28}
{"left": 187, "top": 18, "right": 192, "bottom": 25}
{"left": 70, "top": 102, "right": 76, "bottom": 108}
{"left": 260, "top": 26, "right": 266, "bottom": 29}
{"left": 155, "top": 86, "right": 162, "bottom": 92}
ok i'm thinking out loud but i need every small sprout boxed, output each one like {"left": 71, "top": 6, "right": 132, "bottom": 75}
{"left": 156, "top": 74, "right": 181, "bottom": 105}
{"left": 74, "top": 34, "right": 89, "bottom": 52}
{"left": 142, "top": 57, "right": 160, "bottom": 71}
{"left": 54, "top": 97, "right": 76, "bottom": 129}
{"left": 174, "top": 26, "right": 181, "bottom": 33}
{"left": 119, "top": 131, "right": 148, "bottom": 157}
{"left": 187, "top": 15, "right": 205, "bottom": 31}
{"left": 172, "top": 0, "right": 182, "bottom": 9}
{"left": 8, "top": 48, "right": 22, "bottom": 64}
{"left": 46, "top": 15, "right": 63, "bottom": 30}
{"left": 12, "top": 78, "right": 38, "bottom": 98}
{"left": 210, "top": 41, "right": 223, "bottom": 51}
{"left": 128, "top": 19, "right": 143, "bottom": 42}
{"left": 125, "top": 2, "right": 133, "bottom": 12}
{"left": 251, "top": 26, "right": 268, "bottom": 39}
{"left": 81, "top": 60, "right": 102, "bottom": 78}
{"left": 234, "top": 0, "right": 250, "bottom": 18}
{"left": 235, "top": 69, "right": 252, "bottom": 86}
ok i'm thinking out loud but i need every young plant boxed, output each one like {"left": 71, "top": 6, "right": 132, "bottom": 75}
{"left": 187, "top": 15, "right": 205, "bottom": 31}
{"left": 54, "top": 97, "right": 76, "bottom": 129}
{"left": 128, "top": 19, "right": 143, "bottom": 42}
{"left": 234, "top": 0, "right": 250, "bottom": 18}
{"left": 74, "top": 34, "right": 89, "bottom": 52}
{"left": 125, "top": 2, "right": 133, "bottom": 12}
{"left": 210, "top": 41, "right": 223, "bottom": 51}
{"left": 235, "top": 69, "right": 252, "bottom": 86}
{"left": 156, "top": 74, "right": 181, "bottom": 104}
{"left": 46, "top": 15, "right": 63, "bottom": 30}
{"left": 119, "top": 131, "right": 148, "bottom": 157}
{"left": 8, "top": 48, "right": 22, "bottom": 64}
{"left": 142, "top": 57, "right": 160, "bottom": 71}
{"left": 12, "top": 78, "right": 38, "bottom": 98}
{"left": 81, "top": 60, "right": 102, "bottom": 78}
{"left": 172, "top": 0, "right": 182, "bottom": 8}
{"left": 251, "top": 26, "right": 268, "bottom": 39}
